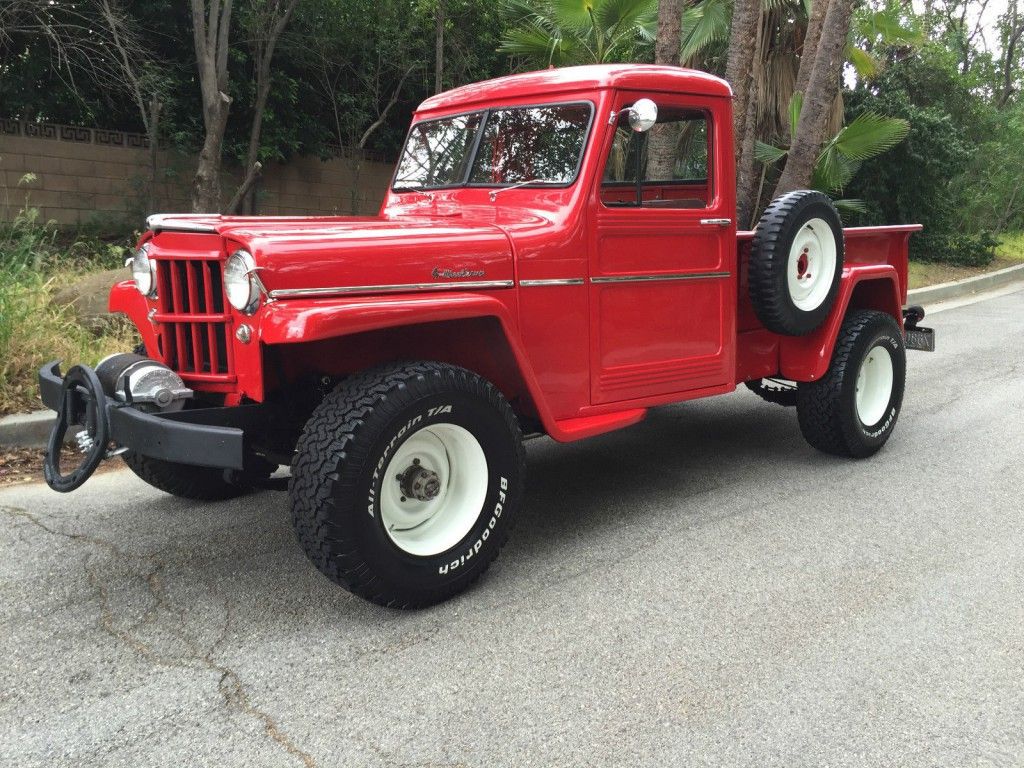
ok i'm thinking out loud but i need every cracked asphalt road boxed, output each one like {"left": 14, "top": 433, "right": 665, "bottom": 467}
{"left": 3, "top": 287, "right": 1023, "bottom": 768}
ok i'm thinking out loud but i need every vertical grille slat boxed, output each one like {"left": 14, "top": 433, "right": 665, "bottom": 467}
{"left": 203, "top": 261, "right": 221, "bottom": 374}
{"left": 186, "top": 262, "right": 205, "bottom": 372}
{"left": 152, "top": 256, "right": 233, "bottom": 381}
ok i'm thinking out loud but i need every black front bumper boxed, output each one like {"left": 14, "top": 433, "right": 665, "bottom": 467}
{"left": 39, "top": 362, "right": 246, "bottom": 470}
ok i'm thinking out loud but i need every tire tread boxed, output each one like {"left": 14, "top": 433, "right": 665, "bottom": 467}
{"left": 288, "top": 361, "right": 523, "bottom": 608}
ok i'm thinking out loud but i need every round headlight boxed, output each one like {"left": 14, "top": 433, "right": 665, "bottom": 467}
{"left": 131, "top": 244, "right": 157, "bottom": 298}
{"left": 224, "top": 249, "right": 260, "bottom": 314}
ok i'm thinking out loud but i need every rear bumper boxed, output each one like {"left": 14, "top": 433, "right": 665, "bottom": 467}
{"left": 39, "top": 362, "right": 246, "bottom": 470}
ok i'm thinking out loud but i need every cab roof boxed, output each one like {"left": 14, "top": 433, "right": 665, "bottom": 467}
{"left": 417, "top": 64, "right": 733, "bottom": 115}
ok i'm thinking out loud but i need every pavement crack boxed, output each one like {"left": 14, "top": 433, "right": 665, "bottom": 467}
{"left": 216, "top": 666, "right": 318, "bottom": 768}
{"left": 4, "top": 504, "right": 318, "bottom": 768}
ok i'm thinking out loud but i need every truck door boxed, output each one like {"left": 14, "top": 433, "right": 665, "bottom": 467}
{"left": 590, "top": 92, "right": 736, "bottom": 405}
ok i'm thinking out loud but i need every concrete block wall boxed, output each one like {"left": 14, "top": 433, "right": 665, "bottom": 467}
{"left": 0, "top": 120, "right": 394, "bottom": 226}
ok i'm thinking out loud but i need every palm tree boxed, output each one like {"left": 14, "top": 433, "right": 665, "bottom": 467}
{"left": 679, "top": 0, "right": 919, "bottom": 221}
{"left": 756, "top": 95, "right": 911, "bottom": 216}
{"left": 499, "top": 0, "right": 658, "bottom": 67}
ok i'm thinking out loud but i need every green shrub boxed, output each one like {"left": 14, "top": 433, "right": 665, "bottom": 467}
{"left": 0, "top": 193, "right": 137, "bottom": 415}
{"left": 842, "top": 46, "right": 997, "bottom": 266}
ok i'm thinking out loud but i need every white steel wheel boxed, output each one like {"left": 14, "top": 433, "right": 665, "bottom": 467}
{"left": 379, "top": 423, "right": 488, "bottom": 557}
{"left": 787, "top": 217, "right": 838, "bottom": 312}
{"left": 855, "top": 343, "right": 894, "bottom": 426}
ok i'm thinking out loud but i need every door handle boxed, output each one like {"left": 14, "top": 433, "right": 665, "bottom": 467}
{"left": 700, "top": 218, "right": 732, "bottom": 227}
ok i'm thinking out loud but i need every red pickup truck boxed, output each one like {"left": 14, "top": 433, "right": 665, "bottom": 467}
{"left": 40, "top": 64, "right": 931, "bottom": 607}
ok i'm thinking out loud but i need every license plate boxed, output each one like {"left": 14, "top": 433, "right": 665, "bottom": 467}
{"left": 905, "top": 326, "right": 935, "bottom": 352}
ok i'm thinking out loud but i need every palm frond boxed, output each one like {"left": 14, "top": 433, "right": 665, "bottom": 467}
{"left": 755, "top": 140, "right": 788, "bottom": 164}
{"left": 846, "top": 44, "right": 879, "bottom": 78}
{"left": 679, "top": 0, "right": 731, "bottom": 61}
{"left": 499, "top": 25, "right": 575, "bottom": 66}
{"left": 788, "top": 91, "right": 802, "bottom": 141}
{"left": 594, "top": 0, "right": 658, "bottom": 30}
{"left": 812, "top": 148, "right": 860, "bottom": 193}
{"left": 547, "top": 0, "right": 600, "bottom": 32}
{"left": 833, "top": 198, "right": 869, "bottom": 215}
{"left": 854, "top": 3, "right": 924, "bottom": 47}
{"left": 598, "top": 0, "right": 655, "bottom": 49}
{"left": 827, "top": 111, "right": 910, "bottom": 162}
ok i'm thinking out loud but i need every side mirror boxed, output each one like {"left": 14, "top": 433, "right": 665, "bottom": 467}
{"left": 627, "top": 99, "right": 658, "bottom": 133}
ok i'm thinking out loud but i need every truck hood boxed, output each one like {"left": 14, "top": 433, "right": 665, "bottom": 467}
{"left": 147, "top": 213, "right": 517, "bottom": 297}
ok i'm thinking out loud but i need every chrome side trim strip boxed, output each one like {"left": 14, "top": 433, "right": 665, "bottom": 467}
{"left": 590, "top": 271, "right": 731, "bottom": 284}
{"left": 519, "top": 278, "right": 586, "bottom": 287}
{"left": 268, "top": 279, "right": 515, "bottom": 300}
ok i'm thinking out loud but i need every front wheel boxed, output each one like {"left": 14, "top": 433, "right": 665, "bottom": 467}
{"left": 289, "top": 362, "right": 525, "bottom": 608}
{"left": 796, "top": 310, "right": 906, "bottom": 458}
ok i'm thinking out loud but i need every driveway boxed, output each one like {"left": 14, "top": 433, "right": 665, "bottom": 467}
{"left": 2, "top": 286, "right": 1023, "bottom": 767}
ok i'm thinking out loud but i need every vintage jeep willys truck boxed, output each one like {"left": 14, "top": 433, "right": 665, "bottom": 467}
{"left": 40, "top": 64, "right": 931, "bottom": 607}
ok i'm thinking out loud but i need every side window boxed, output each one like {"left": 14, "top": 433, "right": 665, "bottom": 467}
{"left": 601, "top": 103, "right": 712, "bottom": 209}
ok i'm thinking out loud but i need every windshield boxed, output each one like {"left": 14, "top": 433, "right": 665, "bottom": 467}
{"left": 393, "top": 102, "right": 593, "bottom": 192}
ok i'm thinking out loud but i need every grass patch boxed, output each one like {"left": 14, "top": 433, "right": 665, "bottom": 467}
{"left": 907, "top": 230, "right": 1024, "bottom": 289}
{"left": 1, "top": 202, "right": 139, "bottom": 416}
{"left": 996, "top": 231, "right": 1024, "bottom": 261}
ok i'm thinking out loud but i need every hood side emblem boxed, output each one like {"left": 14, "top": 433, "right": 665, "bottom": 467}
{"left": 432, "top": 267, "right": 485, "bottom": 280}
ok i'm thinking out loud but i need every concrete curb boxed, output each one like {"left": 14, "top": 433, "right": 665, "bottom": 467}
{"left": 0, "top": 410, "right": 55, "bottom": 450}
{"left": 908, "top": 262, "right": 1024, "bottom": 306}
{"left": 3, "top": 263, "right": 1024, "bottom": 450}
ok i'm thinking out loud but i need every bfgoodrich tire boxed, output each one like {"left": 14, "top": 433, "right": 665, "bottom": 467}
{"left": 289, "top": 361, "right": 525, "bottom": 608}
{"left": 749, "top": 190, "right": 844, "bottom": 336}
{"left": 796, "top": 310, "right": 906, "bottom": 458}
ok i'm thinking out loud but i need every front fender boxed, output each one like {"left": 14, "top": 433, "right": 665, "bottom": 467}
{"left": 259, "top": 292, "right": 575, "bottom": 441}
{"left": 779, "top": 265, "right": 903, "bottom": 382}
{"left": 259, "top": 292, "right": 518, "bottom": 344}
{"left": 108, "top": 280, "right": 160, "bottom": 355}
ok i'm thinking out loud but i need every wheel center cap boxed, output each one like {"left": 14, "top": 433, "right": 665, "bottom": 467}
{"left": 797, "top": 250, "right": 809, "bottom": 278}
{"left": 399, "top": 464, "right": 442, "bottom": 501}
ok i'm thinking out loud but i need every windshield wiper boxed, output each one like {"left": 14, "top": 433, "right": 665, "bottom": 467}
{"left": 488, "top": 178, "right": 555, "bottom": 201}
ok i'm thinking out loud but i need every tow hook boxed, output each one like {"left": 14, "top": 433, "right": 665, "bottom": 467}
{"left": 43, "top": 364, "right": 111, "bottom": 493}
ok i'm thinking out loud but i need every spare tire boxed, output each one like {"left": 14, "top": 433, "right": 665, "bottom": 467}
{"left": 749, "top": 190, "right": 844, "bottom": 336}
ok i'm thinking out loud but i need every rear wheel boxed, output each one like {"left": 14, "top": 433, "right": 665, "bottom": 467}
{"left": 796, "top": 310, "right": 906, "bottom": 458}
{"left": 289, "top": 361, "right": 524, "bottom": 608}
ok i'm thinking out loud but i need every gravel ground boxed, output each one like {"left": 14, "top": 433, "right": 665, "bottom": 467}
{"left": 1, "top": 286, "right": 1022, "bottom": 768}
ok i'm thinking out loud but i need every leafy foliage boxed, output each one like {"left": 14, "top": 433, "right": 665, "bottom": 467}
{"left": 842, "top": 44, "right": 1003, "bottom": 265}
{"left": 499, "top": 0, "right": 657, "bottom": 67}
{"left": 757, "top": 95, "right": 910, "bottom": 209}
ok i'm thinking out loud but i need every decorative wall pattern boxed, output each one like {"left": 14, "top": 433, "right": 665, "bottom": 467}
{"left": 2, "top": 119, "right": 150, "bottom": 148}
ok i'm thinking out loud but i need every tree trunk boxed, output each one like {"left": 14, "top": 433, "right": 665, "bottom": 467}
{"left": 774, "top": 0, "right": 855, "bottom": 196}
{"left": 190, "top": 0, "right": 234, "bottom": 213}
{"left": 735, "top": 6, "right": 765, "bottom": 227}
{"left": 997, "top": 2, "right": 1023, "bottom": 109}
{"left": 647, "top": 0, "right": 684, "bottom": 180}
{"left": 435, "top": 0, "right": 445, "bottom": 94}
{"left": 147, "top": 96, "right": 161, "bottom": 213}
{"left": 192, "top": 91, "right": 231, "bottom": 212}
{"left": 227, "top": 0, "right": 299, "bottom": 214}
{"left": 654, "top": 0, "right": 683, "bottom": 65}
{"left": 794, "top": 0, "right": 828, "bottom": 97}
{"left": 725, "top": 0, "right": 761, "bottom": 217}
